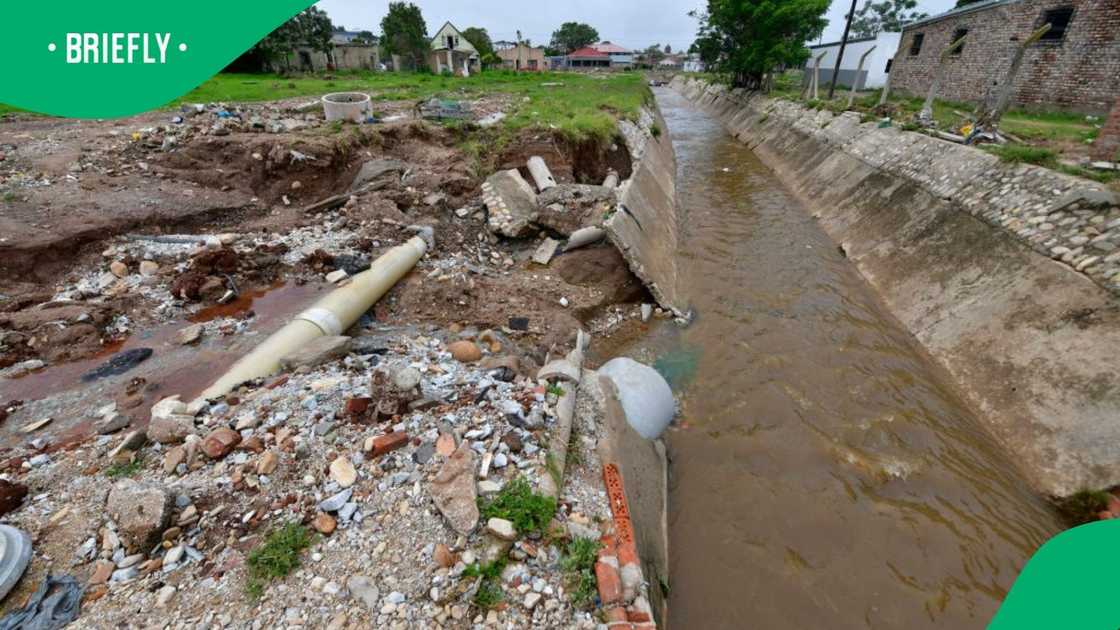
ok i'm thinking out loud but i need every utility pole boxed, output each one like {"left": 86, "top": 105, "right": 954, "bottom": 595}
{"left": 828, "top": 0, "right": 859, "bottom": 100}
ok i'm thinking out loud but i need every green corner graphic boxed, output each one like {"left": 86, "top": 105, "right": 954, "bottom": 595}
{"left": 0, "top": 0, "right": 315, "bottom": 118}
{"left": 989, "top": 520, "right": 1120, "bottom": 629}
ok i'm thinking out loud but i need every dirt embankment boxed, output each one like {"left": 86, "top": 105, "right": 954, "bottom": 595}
{"left": 1, "top": 104, "right": 651, "bottom": 378}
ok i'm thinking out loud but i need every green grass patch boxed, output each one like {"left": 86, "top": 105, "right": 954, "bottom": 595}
{"left": 245, "top": 522, "right": 314, "bottom": 599}
{"left": 104, "top": 457, "right": 144, "bottom": 478}
{"left": 560, "top": 537, "right": 600, "bottom": 609}
{"left": 172, "top": 70, "right": 648, "bottom": 143}
{"left": 982, "top": 144, "right": 1058, "bottom": 166}
{"left": 546, "top": 383, "right": 565, "bottom": 397}
{"left": 478, "top": 476, "right": 556, "bottom": 536}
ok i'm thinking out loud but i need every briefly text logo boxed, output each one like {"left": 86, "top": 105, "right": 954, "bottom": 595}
{"left": 50, "top": 33, "right": 187, "bottom": 64}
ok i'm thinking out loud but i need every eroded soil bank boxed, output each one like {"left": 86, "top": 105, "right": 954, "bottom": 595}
{"left": 0, "top": 94, "right": 659, "bottom": 628}
{"left": 625, "top": 87, "right": 1063, "bottom": 629}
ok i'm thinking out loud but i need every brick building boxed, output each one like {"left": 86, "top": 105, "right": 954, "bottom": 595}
{"left": 888, "top": 0, "right": 1120, "bottom": 113}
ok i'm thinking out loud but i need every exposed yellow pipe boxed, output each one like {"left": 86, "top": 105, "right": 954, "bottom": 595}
{"left": 195, "top": 234, "right": 429, "bottom": 402}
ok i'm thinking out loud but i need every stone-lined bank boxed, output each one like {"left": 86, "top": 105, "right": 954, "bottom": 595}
{"left": 673, "top": 76, "right": 1120, "bottom": 497}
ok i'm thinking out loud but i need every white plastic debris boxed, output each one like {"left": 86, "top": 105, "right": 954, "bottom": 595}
{"left": 598, "top": 357, "right": 675, "bottom": 439}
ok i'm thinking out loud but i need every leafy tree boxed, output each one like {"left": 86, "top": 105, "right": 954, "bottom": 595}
{"left": 462, "top": 27, "right": 498, "bottom": 67}
{"left": 690, "top": 0, "right": 829, "bottom": 89}
{"left": 664, "top": 44, "right": 672, "bottom": 54}
{"left": 251, "top": 7, "right": 334, "bottom": 70}
{"left": 643, "top": 44, "right": 667, "bottom": 66}
{"left": 381, "top": 2, "right": 429, "bottom": 70}
{"left": 355, "top": 30, "right": 376, "bottom": 44}
{"left": 549, "top": 22, "right": 600, "bottom": 53}
{"left": 850, "top": 0, "right": 929, "bottom": 38}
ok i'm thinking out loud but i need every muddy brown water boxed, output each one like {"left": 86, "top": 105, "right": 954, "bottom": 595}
{"left": 642, "top": 88, "right": 1063, "bottom": 628}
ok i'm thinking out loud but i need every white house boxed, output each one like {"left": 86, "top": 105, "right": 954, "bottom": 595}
{"left": 803, "top": 31, "right": 901, "bottom": 90}
{"left": 428, "top": 22, "right": 480, "bottom": 77}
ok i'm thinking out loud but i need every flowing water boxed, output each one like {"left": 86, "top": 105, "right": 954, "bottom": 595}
{"left": 643, "top": 88, "right": 1063, "bottom": 628}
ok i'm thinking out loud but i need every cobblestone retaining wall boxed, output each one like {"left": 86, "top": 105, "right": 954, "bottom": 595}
{"left": 672, "top": 76, "right": 1120, "bottom": 497}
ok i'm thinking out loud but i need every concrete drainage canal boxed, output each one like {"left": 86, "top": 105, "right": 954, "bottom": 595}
{"left": 603, "top": 87, "right": 1067, "bottom": 628}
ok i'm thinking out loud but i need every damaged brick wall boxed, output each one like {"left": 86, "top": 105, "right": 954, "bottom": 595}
{"left": 889, "top": 0, "right": 1120, "bottom": 113}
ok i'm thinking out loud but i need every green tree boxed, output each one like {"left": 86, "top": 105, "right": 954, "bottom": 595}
{"left": 850, "top": 0, "right": 929, "bottom": 38}
{"left": 549, "top": 22, "right": 600, "bottom": 53}
{"left": 462, "top": 27, "right": 498, "bottom": 68}
{"left": 251, "top": 6, "right": 334, "bottom": 70}
{"left": 354, "top": 30, "right": 376, "bottom": 44}
{"left": 690, "top": 0, "right": 829, "bottom": 89}
{"left": 643, "top": 44, "right": 666, "bottom": 66}
{"left": 381, "top": 2, "right": 429, "bottom": 70}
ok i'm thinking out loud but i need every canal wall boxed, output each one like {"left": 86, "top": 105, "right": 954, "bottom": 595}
{"left": 607, "top": 104, "right": 689, "bottom": 319}
{"left": 672, "top": 76, "right": 1120, "bottom": 498}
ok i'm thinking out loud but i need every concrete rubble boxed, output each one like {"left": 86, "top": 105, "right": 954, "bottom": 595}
{"left": 0, "top": 82, "right": 677, "bottom": 629}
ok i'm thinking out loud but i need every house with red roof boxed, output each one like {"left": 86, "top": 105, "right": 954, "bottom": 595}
{"left": 558, "top": 41, "right": 634, "bottom": 71}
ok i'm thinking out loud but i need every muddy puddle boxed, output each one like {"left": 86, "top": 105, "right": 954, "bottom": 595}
{"left": 0, "top": 282, "right": 324, "bottom": 448}
{"left": 629, "top": 88, "right": 1064, "bottom": 628}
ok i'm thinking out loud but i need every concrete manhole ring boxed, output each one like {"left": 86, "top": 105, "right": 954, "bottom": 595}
{"left": 322, "top": 92, "right": 373, "bottom": 123}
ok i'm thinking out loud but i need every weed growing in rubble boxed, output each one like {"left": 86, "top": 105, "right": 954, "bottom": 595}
{"left": 546, "top": 383, "right": 565, "bottom": 397}
{"left": 561, "top": 538, "right": 601, "bottom": 609}
{"left": 464, "top": 558, "right": 507, "bottom": 609}
{"left": 478, "top": 477, "right": 557, "bottom": 536}
{"left": 245, "top": 522, "right": 314, "bottom": 599}
{"left": 104, "top": 457, "right": 144, "bottom": 478}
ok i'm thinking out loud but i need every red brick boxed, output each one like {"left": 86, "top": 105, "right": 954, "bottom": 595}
{"left": 345, "top": 397, "right": 371, "bottom": 415}
{"left": 595, "top": 558, "right": 623, "bottom": 606}
{"left": 1093, "top": 99, "right": 1120, "bottom": 160}
{"left": 367, "top": 431, "right": 408, "bottom": 457}
{"left": 604, "top": 606, "right": 629, "bottom": 623}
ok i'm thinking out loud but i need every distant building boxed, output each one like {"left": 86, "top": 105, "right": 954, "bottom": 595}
{"left": 428, "top": 22, "right": 481, "bottom": 77}
{"left": 331, "top": 30, "right": 375, "bottom": 46}
{"left": 683, "top": 53, "right": 706, "bottom": 73}
{"left": 803, "top": 32, "right": 900, "bottom": 89}
{"left": 888, "top": 0, "right": 1120, "bottom": 112}
{"left": 497, "top": 43, "right": 547, "bottom": 71}
{"left": 591, "top": 41, "right": 635, "bottom": 69}
{"left": 564, "top": 46, "right": 612, "bottom": 69}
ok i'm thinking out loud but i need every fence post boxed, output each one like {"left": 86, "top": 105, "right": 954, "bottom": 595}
{"left": 920, "top": 33, "right": 968, "bottom": 124}
{"left": 847, "top": 46, "right": 876, "bottom": 109}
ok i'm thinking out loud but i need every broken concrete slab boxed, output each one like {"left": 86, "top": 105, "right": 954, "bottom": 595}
{"left": 535, "top": 184, "right": 616, "bottom": 236}
{"left": 482, "top": 169, "right": 538, "bottom": 238}
{"left": 606, "top": 107, "right": 690, "bottom": 319}
{"left": 531, "top": 238, "right": 561, "bottom": 266}
{"left": 350, "top": 159, "right": 408, "bottom": 191}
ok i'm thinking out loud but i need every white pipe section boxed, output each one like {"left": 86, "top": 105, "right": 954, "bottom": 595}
{"left": 196, "top": 235, "right": 429, "bottom": 402}
{"left": 527, "top": 156, "right": 557, "bottom": 192}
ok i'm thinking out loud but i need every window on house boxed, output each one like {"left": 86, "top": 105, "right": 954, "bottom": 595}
{"left": 910, "top": 33, "right": 925, "bottom": 55}
{"left": 1039, "top": 7, "right": 1074, "bottom": 41}
{"left": 951, "top": 28, "right": 968, "bottom": 55}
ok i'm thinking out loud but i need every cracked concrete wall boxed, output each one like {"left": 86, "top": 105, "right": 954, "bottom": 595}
{"left": 607, "top": 105, "right": 689, "bottom": 319}
{"left": 673, "top": 76, "right": 1120, "bottom": 497}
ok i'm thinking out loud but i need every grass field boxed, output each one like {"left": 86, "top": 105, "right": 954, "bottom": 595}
{"left": 3, "top": 70, "right": 651, "bottom": 143}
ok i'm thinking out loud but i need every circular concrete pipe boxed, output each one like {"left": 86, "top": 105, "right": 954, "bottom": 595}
{"left": 322, "top": 92, "right": 373, "bottom": 123}
{"left": 599, "top": 357, "right": 675, "bottom": 439}
{"left": 196, "top": 234, "right": 429, "bottom": 402}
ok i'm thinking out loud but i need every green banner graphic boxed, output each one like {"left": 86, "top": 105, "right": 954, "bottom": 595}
{"left": 989, "top": 520, "right": 1120, "bottom": 629}
{"left": 0, "top": 0, "right": 315, "bottom": 118}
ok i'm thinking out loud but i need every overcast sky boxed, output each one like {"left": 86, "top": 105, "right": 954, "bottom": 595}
{"left": 315, "top": 0, "right": 957, "bottom": 52}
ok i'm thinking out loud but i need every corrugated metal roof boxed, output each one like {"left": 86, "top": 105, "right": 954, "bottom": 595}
{"left": 568, "top": 46, "right": 611, "bottom": 59}
{"left": 902, "top": 0, "right": 1019, "bottom": 30}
